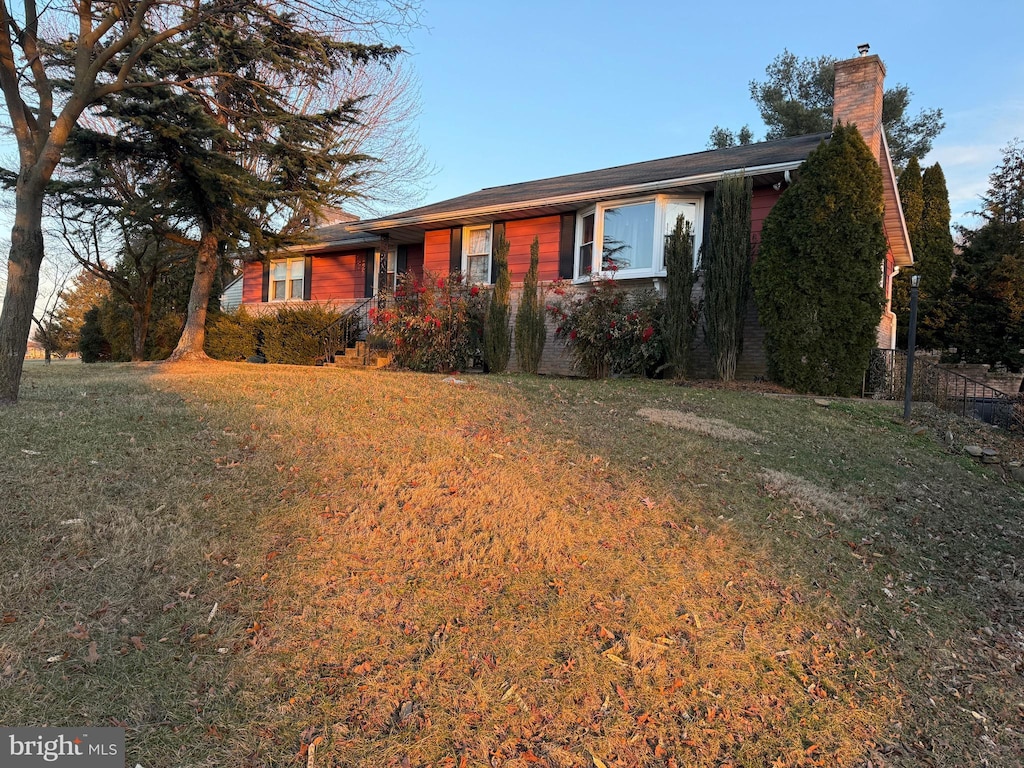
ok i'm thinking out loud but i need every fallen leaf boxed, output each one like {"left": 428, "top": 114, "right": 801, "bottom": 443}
{"left": 84, "top": 642, "right": 100, "bottom": 664}
{"left": 591, "top": 755, "right": 609, "bottom": 768}
{"left": 615, "top": 683, "right": 631, "bottom": 710}
{"left": 130, "top": 636, "right": 146, "bottom": 651}
{"left": 67, "top": 622, "right": 90, "bottom": 640}
{"left": 2, "top": 613, "right": 15, "bottom": 624}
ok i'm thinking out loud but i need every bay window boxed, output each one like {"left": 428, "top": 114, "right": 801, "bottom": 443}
{"left": 575, "top": 196, "right": 700, "bottom": 280}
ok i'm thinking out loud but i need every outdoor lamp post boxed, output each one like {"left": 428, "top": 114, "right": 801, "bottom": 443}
{"left": 903, "top": 274, "right": 921, "bottom": 420}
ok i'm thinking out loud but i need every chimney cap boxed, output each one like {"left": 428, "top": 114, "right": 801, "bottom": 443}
{"left": 857, "top": 43, "right": 870, "bottom": 56}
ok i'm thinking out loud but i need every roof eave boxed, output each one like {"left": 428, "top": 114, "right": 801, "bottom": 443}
{"left": 880, "top": 131, "right": 914, "bottom": 267}
{"left": 350, "top": 160, "right": 806, "bottom": 233}
{"left": 273, "top": 232, "right": 384, "bottom": 254}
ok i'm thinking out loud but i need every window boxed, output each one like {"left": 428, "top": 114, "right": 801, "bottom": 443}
{"left": 575, "top": 196, "right": 701, "bottom": 280}
{"left": 463, "top": 224, "right": 492, "bottom": 284}
{"left": 579, "top": 212, "right": 595, "bottom": 275}
{"left": 271, "top": 257, "right": 304, "bottom": 301}
{"left": 385, "top": 247, "right": 398, "bottom": 293}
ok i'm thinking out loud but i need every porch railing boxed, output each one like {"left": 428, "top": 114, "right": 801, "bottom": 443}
{"left": 864, "top": 349, "right": 1023, "bottom": 433}
{"left": 316, "top": 297, "right": 374, "bottom": 363}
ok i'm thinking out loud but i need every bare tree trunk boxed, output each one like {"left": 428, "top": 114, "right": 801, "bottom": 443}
{"left": 0, "top": 183, "right": 46, "bottom": 404}
{"left": 167, "top": 228, "right": 218, "bottom": 362}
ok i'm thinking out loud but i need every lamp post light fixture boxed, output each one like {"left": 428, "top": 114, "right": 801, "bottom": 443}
{"left": 903, "top": 273, "right": 921, "bottom": 420}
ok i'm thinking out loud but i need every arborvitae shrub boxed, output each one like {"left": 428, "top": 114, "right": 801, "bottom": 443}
{"left": 482, "top": 233, "right": 511, "bottom": 373}
{"left": 514, "top": 236, "right": 546, "bottom": 373}
{"left": 703, "top": 173, "right": 752, "bottom": 381}
{"left": 752, "top": 123, "right": 886, "bottom": 396}
{"left": 664, "top": 216, "right": 698, "bottom": 378}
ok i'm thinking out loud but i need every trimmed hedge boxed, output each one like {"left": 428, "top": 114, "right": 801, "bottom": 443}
{"left": 206, "top": 304, "right": 353, "bottom": 366}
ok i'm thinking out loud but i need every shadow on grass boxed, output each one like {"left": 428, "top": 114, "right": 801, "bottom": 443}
{"left": 7, "top": 364, "right": 1019, "bottom": 766}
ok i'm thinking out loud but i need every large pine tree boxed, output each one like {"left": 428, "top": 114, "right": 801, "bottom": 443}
{"left": 752, "top": 123, "right": 886, "bottom": 395}
{"left": 62, "top": 4, "right": 400, "bottom": 361}
{"left": 946, "top": 140, "right": 1024, "bottom": 371}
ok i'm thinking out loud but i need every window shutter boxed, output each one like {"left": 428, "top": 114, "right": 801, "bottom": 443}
{"left": 261, "top": 261, "right": 270, "bottom": 302}
{"left": 449, "top": 227, "right": 462, "bottom": 274}
{"left": 558, "top": 213, "right": 576, "bottom": 279}
{"left": 490, "top": 221, "right": 506, "bottom": 284}
{"left": 364, "top": 248, "right": 375, "bottom": 297}
{"left": 303, "top": 256, "right": 312, "bottom": 301}
{"left": 396, "top": 244, "right": 408, "bottom": 273}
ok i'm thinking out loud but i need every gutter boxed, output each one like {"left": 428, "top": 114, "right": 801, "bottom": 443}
{"left": 274, "top": 233, "right": 383, "bottom": 253}
{"left": 349, "top": 160, "right": 806, "bottom": 232}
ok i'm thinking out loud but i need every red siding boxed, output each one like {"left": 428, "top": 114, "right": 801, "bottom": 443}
{"left": 424, "top": 229, "right": 451, "bottom": 274}
{"left": 310, "top": 250, "right": 368, "bottom": 301}
{"left": 750, "top": 186, "right": 782, "bottom": 256}
{"left": 505, "top": 216, "right": 561, "bottom": 282}
{"left": 242, "top": 261, "right": 264, "bottom": 304}
{"left": 404, "top": 243, "right": 424, "bottom": 279}
{"left": 241, "top": 250, "right": 368, "bottom": 305}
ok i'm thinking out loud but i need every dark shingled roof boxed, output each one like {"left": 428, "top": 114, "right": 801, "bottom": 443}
{"left": 353, "top": 132, "right": 827, "bottom": 230}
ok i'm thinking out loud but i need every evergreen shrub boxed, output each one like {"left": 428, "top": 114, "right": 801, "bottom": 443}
{"left": 482, "top": 233, "right": 511, "bottom": 373}
{"left": 514, "top": 236, "right": 547, "bottom": 373}
{"left": 664, "top": 216, "right": 699, "bottom": 378}
{"left": 752, "top": 123, "right": 886, "bottom": 396}
{"left": 703, "top": 173, "right": 753, "bottom": 381}
{"left": 79, "top": 307, "right": 112, "bottom": 363}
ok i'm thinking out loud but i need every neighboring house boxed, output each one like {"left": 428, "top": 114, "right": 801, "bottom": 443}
{"left": 24, "top": 339, "right": 45, "bottom": 360}
{"left": 237, "top": 49, "right": 912, "bottom": 377}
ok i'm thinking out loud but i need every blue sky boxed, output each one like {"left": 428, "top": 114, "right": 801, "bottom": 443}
{"left": 402, "top": 0, "right": 1024, "bottom": 226}
{"left": 3, "top": 0, "right": 1022, "bottom": 314}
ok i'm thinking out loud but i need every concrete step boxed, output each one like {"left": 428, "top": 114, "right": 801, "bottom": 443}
{"left": 322, "top": 346, "right": 391, "bottom": 369}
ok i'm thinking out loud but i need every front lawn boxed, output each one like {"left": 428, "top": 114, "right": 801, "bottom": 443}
{"left": 1, "top": 362, "right": 1021, "bottom": 767}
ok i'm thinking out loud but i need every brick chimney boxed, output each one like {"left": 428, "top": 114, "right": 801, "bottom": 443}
{"left": 833, "top": 45, "right": 885, "bottom": 161}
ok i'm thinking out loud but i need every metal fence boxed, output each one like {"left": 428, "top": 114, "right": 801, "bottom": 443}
{"left": 864, "top": 349, "right": 1024, "bottom": 433}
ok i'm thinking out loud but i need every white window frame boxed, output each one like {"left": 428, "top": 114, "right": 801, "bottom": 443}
{"left": 270, "top": 257, "right": 305, "bottom": 301}
{"left": 374, "top": 245, "right": 398, "bottom": 295}
{"left": 462, "top": 224, "right": 493, "bottom": 284}
{"left": 573, "top": 194, "right": 703, "bottom": 283}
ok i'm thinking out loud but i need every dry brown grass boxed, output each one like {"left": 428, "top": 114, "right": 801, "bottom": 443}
{"left": 3, "top": 362, "right": 1021, "bottom": 767}
{"left": 637, "top": 408, "right": 762, "bottom": 443}
{"left": 759, "top": 470, "right": 867, "bottom": 522}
